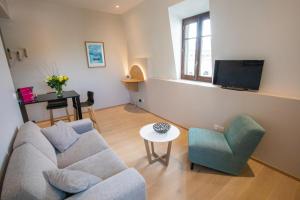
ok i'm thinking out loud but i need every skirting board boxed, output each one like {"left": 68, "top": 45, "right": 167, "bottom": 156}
{"left": 251, "top": 157, "right": 300, "bottom": 182}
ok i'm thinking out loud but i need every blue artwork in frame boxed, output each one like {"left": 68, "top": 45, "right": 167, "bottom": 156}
{"left": 85, "top": 42, "right": 106, "bottom": 68}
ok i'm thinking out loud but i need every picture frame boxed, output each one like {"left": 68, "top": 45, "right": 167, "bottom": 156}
{"left": 85, "top": 41, "right": 106, "bottom": 68}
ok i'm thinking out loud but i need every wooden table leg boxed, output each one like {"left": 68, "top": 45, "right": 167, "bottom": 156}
{"left": 144, "top": 140, "right": 152, "bottom": 164}
{"left": 144, "top": 140, "right": 173, "bottom": 166}
{"left": 72, "top": 98, "right": 78, "bottom": 120}
{"left": 165, "top": 141, "right": 172, "bottom": 166}
{"left": 150, "top": 142, "right": 154, "bottom": 153}
{"left": 19, "top": 103, "right": 29, "bottom": 123}
{"left": 151, "top": 142, "right": 160, "bottom": 158}
{"left": 74, "top": 96, "right": 82, "bottom": 120}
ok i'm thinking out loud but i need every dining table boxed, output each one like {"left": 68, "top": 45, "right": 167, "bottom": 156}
{"left": 18, "top": 90, "right": 82, "bottom": 123}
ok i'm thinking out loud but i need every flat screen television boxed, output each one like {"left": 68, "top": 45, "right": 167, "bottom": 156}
{"left": 213, "top": 60, "right": 264, "bottom": 91}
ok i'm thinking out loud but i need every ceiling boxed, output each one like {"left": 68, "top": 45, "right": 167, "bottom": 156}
{"left": 45, "top": 0, "right": 144, "bottom": 15}
{"left": 170, "top": 0, "right": 209, "bottom": 19}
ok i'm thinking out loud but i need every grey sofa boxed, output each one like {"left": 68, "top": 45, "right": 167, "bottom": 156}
{"left": 1, "top": 119, "right": 146, "bottom": 200}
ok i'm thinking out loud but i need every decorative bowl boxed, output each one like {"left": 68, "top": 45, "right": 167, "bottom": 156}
{"left": 153, "top": 122, "right": 170, "bottom": 134}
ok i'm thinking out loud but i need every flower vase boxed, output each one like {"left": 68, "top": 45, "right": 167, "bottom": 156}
{"left": 46, "top": 75, "right": 69, "bottom": 98}
{"left": 55, "top": 86, "right": 63, "bottom": 98}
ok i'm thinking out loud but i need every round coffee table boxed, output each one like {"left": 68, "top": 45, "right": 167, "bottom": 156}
{"left": 140, "top": 123, "right": 180, "bottom": 166}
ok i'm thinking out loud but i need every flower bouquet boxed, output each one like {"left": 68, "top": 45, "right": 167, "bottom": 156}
{"left": 45, "top": 75, "right": 69, "bottom": 97}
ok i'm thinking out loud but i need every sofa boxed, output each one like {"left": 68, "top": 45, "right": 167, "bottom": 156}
{"left": 189, "top": 115, "right": 265, "bottom": 175}
{"left": 1, "top": 119, "right": 146, "bottom": 200}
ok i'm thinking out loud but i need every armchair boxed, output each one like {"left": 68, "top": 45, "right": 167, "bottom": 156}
{"left": 188, "top": 115, "right": 265, "bottom": 175}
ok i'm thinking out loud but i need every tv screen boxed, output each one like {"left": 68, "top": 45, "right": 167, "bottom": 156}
{"left": 213, "top": 60, "right": 264, "bottom": 90}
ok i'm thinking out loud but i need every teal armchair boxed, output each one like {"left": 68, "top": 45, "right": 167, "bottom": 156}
{"left": 188, "top": 115, "right": 265, "bottom": 175}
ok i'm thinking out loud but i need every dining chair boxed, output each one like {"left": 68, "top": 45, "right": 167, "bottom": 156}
{"left": 73, "top": 91, "right": 99, "bottom": 131}
{"left": 47, "top": 96, "right": 71, "bottom": 126}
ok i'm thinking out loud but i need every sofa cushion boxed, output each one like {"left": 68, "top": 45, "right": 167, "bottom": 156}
{"left": 65, "top": 169, "right": 146, "bottom": 200}
{"left": 13, "top": 121, "right": 57, "bottom": 165}
{"left": 67, "top": 119, "right": 93, "bottom": 134}
{"left": 45, "top": 169, "right": 102, "bottom": 194}
{"left": 42, "top": 121, "right": 80, "bottom": 153}
{"left": 1, "top": 143, "right": 65, "bottom": 200}
{"left": 56, "top": 130, "right": 109, "bottom": 168}
{"left": 66, "top": 149, "right": 127, "bottom": 180}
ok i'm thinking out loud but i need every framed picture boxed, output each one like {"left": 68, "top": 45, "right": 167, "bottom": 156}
{"left": 85, "top": 41, "right": 106, "bottom": 68}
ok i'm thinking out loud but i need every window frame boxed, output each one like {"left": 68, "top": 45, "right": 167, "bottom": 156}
{"left": 181, "top": 12, "right": 212, "bottom": 83}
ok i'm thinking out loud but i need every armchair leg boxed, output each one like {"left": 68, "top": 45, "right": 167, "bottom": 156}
{"left": 190, "top": 162, "right": 194, "bottom": 170}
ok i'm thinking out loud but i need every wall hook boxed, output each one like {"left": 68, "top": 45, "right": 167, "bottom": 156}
{"left": 6, "top": 48, "right": 28, "bottom": 61}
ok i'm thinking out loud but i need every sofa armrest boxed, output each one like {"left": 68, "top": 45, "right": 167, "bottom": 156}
{"left": 66, "top": 168, "right": 146, "bottom": 200}
{"left": 67, "top": 119, "right": 94, "bottom": 134}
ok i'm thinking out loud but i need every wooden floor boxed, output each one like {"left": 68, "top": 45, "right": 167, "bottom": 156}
{"left": 39, "top": 104, "right": 300, "bottom": 200}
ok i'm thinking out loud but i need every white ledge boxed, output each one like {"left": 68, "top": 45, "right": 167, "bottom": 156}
{"left": 166, "top": 79, "right": 217, "bottom": 88}
{"left": 148, "top": 78, "right": 300, "bottom": 102}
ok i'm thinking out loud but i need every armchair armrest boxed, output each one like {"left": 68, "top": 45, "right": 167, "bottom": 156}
{"left": 67, "top": 119, "right": 94, "bottom": 134}
{"left": 66, "top": 168, "right": 146, "bottom": 200}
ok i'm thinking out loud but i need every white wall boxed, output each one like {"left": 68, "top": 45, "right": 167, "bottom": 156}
{"left": 0, "top": 0, "right": 9, "bottom": 18}
{"left": 0, "top": 0, "right": 130, "bottom": 121}
{"left": 123, "top": 0, "right": 300, "bottom": 178}
{"left": 124, "top": 0, "right": 300, "bottom": 99}
{"left": 168, "top": 9, "right": 182, "bottom": 79}
{"left": 0, "top": 34, "right": 22, "bottom": 186}
{"left": 211, "top": 0, "right": 300, "bottom": 98}
{"left": 123, "top": 0, "right": 177, "bottom": 79}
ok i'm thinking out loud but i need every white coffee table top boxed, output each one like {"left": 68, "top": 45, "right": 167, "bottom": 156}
{"left": 140, "top": 123, "right": 180, "bottom": 143}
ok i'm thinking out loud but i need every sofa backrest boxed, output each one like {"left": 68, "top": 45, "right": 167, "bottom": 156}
{"left": 224, "top": 115, "right": 265, "bottom": 158}
{"left": 1, "top": 143, "right": 65, "bottom": 200}
{"left": 13, "top": 121, "right": 57, "bottom": 165}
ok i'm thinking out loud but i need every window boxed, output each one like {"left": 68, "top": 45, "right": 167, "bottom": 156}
{"left": 181, "top": 12, "right": 212, "bottom": 82}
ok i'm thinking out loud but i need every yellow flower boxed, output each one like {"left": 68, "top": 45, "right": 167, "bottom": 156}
{"left": 63, "top": 76, "right": 69, "bottom": 81}
{"left": 45, "top": 76, "right": 51, "bottom": 82}
{"left": 58, "top": 76, "right": 64, "bottom": 82}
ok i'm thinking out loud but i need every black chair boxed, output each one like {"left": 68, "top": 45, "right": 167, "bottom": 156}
{"left": 73, "top": 91, "right": 99, "bottom": 131}
{"left": 47, "top": 95, "right": 71, "bottom": 125}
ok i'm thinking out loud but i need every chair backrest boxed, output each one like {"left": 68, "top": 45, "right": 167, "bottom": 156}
{"left": 87, "top": 91, "right": 94, "bottom": 104}
{"left": 224, "top": 115, "right": 265, "bottom": 157}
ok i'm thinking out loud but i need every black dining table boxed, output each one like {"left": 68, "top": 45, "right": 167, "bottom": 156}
{"left": 18, "top": 90, "right": 82, "bottom": 123}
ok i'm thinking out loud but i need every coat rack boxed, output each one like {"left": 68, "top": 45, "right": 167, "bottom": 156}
{"left": 6, "top": 48, "right": 28, "bottom": 61}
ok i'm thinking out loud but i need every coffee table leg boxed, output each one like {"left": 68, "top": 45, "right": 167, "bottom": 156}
{"left": 165, "top": 141, "right": 172, "bottom": 166}
{"left": 150, "top": 142, "right": 154, "bottom": 153}
{"left": 151, "top": 142, "right": 159, "bottom": 158}
{"left": 144, "top": 140, "right": 152, "bottom": 164}
{"left": 144, "top": 140, "right": 173, "bottom": 166}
